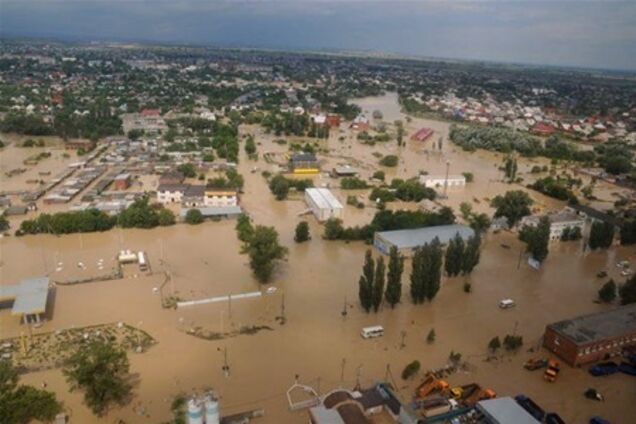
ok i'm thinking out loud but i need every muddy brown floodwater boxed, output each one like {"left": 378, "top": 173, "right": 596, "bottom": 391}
{"left": 2, "top": 95, "right": 636, "bottom": 423}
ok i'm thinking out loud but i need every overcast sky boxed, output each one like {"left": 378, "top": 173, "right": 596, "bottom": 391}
{"left": 1, "top": 0, "right": 635, "bottom": 70}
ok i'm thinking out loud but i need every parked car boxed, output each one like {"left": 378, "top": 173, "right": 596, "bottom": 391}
{"left": 590, "top": 417, "right": 611, "bottom": 424}
{"left": 618, "top": 362, "right": 636, "bottom": 376}
{"left": 588, "top": 362, "right": 618, "bottom": 377}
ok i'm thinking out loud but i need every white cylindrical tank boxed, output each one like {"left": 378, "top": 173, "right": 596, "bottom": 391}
{"left": 204, "top": 395, "right": 220, "bottom": 424}
{"left": 187, "top": 398, "right": 204, "bottom": 424}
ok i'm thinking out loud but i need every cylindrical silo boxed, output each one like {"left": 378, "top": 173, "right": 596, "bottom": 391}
{"left": 204, "top": 395, "right": 220, "bottom": 424}
{"left": 187, "top": 398, "right": 204, "bottom": 424}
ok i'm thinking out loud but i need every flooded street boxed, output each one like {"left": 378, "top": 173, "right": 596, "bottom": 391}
{"left": 2, "top": 94, "right": 636, "bottom": 423}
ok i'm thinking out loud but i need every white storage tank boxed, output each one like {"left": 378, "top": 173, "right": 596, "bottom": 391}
{"left": 187, "top": 398, "right": 204, "bottom": 424}
{"left": 205, "top": 395, "right": 220, "bottom": 424}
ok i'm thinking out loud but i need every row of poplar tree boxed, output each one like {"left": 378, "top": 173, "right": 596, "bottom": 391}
{"left": 358, "top": 233, "right": 481, "bottom": 312}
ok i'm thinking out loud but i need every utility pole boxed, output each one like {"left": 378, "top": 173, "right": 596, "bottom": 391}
{"left": 280, "top": 293, "right": 286, "bottom": 324}
{"left": 400, "top": 331, "right": 406, "bottom": 349}
{"left": 341, "top": 295, "right": 347, "bottom": 317}
{"left": 340, "top": 358, "right": 346, "bottom": 387}
{"left": 222, "top": 346, "right": 230, "bottom": 377}
{"left": 442, "top": 160, "right": 450, "bottom": 199}
{"left": 228, "top": 293, "right": 232, "bottom": 320}
{"left": 517, "top": 247, "right": 523, "bottom": 270}
{"left": 354, "top": 365, "right": 362, "bottom": 391}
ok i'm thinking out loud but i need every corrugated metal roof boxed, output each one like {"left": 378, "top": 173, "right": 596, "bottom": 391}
{"left": 180, "top": 206, "right": 242, "bottom": 217}
{"left": 376, "top": 225, "right": 474, "bottom": 249}
{"left": 306, "top": 188, "right": 343, "bottom": 210}
{"left": 0, "top": 277, "right": 49, "bottom": 316}
{"left": 477, "top": 397, "right": 539, "bottom": 424}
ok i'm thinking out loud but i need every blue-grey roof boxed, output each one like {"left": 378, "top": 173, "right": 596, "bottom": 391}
{"left": 375, "top": 224, "right": 474, "bottom": 249}
{"left": 180, "top": 206, "right": 242, "bottom": 217}
{"left": 0, "top": 277, "right": 49, "bottom": 316}
{"left": 477, "top": 397, "right": 539, "bottom": 424}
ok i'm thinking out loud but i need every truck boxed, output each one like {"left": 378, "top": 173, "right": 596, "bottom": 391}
{"left": 450, "top": 383, "right": 495, "bottom": 403}
{"left": 515, "top": 395, "right": 546, "bottom": 422}
{"left": 544, "top": 359, "right": 560, "bottom": 382}
{"left": 589, "top": 362, "right": 618, "bottom": 377}
{"left": 415, "top": 396, "right": 458, "bottom": 418}
{"left": 415, "top": 375, "right": 449, "bottom": 399}
{"left": 523, "top": 358, "right": 548, "bottom": 371}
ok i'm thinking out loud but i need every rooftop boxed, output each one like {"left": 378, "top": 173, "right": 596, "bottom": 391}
{"left": 0, "top": 277, "right": 50, "bottom": 316}
{"left": 548, "top": 304, "right": 636, "bottom": 346}
{"left": 477, "top": 397, "right": 539, "bottom": 424}
{"left": 305, "top": 188, "right": 343, "bottom": 210}
{"left": 376, "top": 225, "right": 475, "bottom": 249}
{"left": 180, "top": 206, "right": 242, "bottom": 218}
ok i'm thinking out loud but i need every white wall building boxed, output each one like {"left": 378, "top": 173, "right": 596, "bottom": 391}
{"left": 304, "top": 188, "right": 343, "bottom": 222}
{"left": 419, "top": 175, "right": 466, "bottom": 189}
{"left": 156, "top": 184, "right": 187, "bottom": 204}
{"left": 520, "top": 211, "right": 585, "bottom": 241}
{"left": 204, "top": 189, "right": 238, "bottom": 207}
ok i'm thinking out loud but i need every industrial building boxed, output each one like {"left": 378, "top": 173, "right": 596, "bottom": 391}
{"left": 0, "top": 277, "right": 50, "bottom": 324}
{"left": 543, "top": 304, "right": 636, "bottom": 366}
{"left": 180, "top": 206, "right": 243, "bottom": 219}
{"left": 309, "top": 383, "right": 418, "bottom": 424}
{"left": 290, "top": 152, "right": 319, "bottom": 174}
{"left": 374, "top": 225, "right": 475, "bottom": 255}
{"left": 520, "top": 210, "right": 585, "bottom": 241}
{"left": 304, "top": 188, "right": 343, "bottom": 222}
{"left": 419, "top": 174, "right": 466, "bottom": 189}
{"left": 476, "top": 397, "right": 539, "bottom": 424}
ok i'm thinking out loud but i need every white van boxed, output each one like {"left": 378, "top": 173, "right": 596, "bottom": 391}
{"left": 361, "top": 326, "right": 384, "bottom": 339}
{"left": 499, "top": 299, "right": 516, "bottom": 309}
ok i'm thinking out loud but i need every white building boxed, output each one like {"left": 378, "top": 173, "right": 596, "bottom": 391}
{"left": 419, "top": 175, "right": 466, "bottom": 189}
{"left": 204, "top": 189, "right": 238, "bottom": 207}
{"left": 156, "top": 184, "right": 188, "bottom": 204}
{"left": 304, "top": 188, "right": 343, "bottom": 222}
{"left": 520, "top": 211, "right": 585, "bottom": 241}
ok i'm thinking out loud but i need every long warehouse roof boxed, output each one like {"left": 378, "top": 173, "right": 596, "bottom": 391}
{"left": 376, "top": 224, "right": 474, "bottom": 249}
{"left": 0, "top": 277, "right": 50, "bottom": 316}
{"left": 306, "top": 188, "right": 343, "bottom": 210}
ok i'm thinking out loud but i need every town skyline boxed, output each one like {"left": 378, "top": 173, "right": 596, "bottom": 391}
{"left": 2, "top": 0, "right": 636, "bottom": 71}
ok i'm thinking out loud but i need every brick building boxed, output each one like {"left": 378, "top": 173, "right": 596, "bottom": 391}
{"left": 543, "top": 304, "right": 636, "bottom": 366}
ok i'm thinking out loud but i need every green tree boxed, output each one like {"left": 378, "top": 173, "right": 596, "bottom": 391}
{"left": 184, "top": 208, "right": 204, "bottom": 225}
{"left": 425, "top": 238, "right": 443, "bottom": 300}
{"left": 372, "top": 256, "right": 385, "bottom": 312}
{"left": 459, "top": 202, "right": 472, "bottom": 220}
{"left": 444, "top": 233, "right": 465, "bottom": 277}
{"left": 294, "top": 221, "right": 310, "bottom": 243}
{"left": 427, "top": 328, "right": 436, "bottom": 344}
{"left": 588, "top": 221, "right": 615, "bottom": 249}
{"left": 157, "top": 208, "right": 176, "bottom": 226}
{"left": 379, "top": 155, "right": 399, "bottom": 167}
{"left": 176, "top": 163, "right": 197, "bottom": 178}
{"left": 243, "top": 225, "right": 288, "bottom": 283}
{"left": 619, "top": 275, "right": 636, "bottom": 305}
{"left": 63, "top": 340, "right": 132, "bottom": 416}
{"left": 519, "top": 216, "right": 550, "bottom": 263}
{"left": 410, "top": 247, "right": 425, "bottom": 304}
{"left": 323, "top": 218, "right": 344, "bottom": 240}
{"left": 385, "top": 246, "right": 404, "bottom": 308}
{"left": 0, "top": 215, "right": 9, "bottom": 232}
{"left": 359, "top": 250, "right": 375, "bottom": 312}
{"left": 503, "top": 155, "right": 518, "bottom": 182}
{"left": 503, "top": 335, "right": 523, "bottom": 351}
{"left": 491, "top": 190, "right": 533, "bottom": 227}
{"left": 269, "top": 175, "right": 290, "bottom": 200}
{"left": 469, "top": 213, "right": 491, "bottom": 233}
{"left": 401, "top": 360, "right": 420, "bottom": 380}
{"left": 598, "top": 280, "right": 617, "bottom": 303}
{"left": 244, "top": 135, "right": 257, "bottom": 155}
{"left": 235, "top": 214, "right": 253, "bottom": 242}
{"left": 488, "top": 336, "right": 501, "bottom": 353}
{"left": 462, "top": 234, "right": 482, "bottom": 274}
{"left": 0, "top": 360, "right": 62, "bottom": 424}
{"left": 117, "top": 198, "right": 160, "bottom": 229}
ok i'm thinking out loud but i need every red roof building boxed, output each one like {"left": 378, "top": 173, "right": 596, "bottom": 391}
{"left": 141, "top": 108, "right": 161, "bottom": 117}
{"left": 532, "top": 122, "right": 556, "bottom": 136}
{"left": 410, "top": 127, "right": 434, "bottom": 142}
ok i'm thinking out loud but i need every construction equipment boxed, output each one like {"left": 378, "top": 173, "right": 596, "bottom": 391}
{"left": 415, "top": 374, "right": 449, "bottom": 399}
{"left": 523, "top": 358, "right": 548, "bottom": 371}
{"left": 464, "top": 386, "right": 496, "bottom": 407}
{"left": 544, "top": 359, "right": 560, "bottom": 382}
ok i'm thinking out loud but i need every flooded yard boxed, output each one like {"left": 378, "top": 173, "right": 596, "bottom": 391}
{"left": 1, "top": 96, "right": 635, "bottom": 423}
